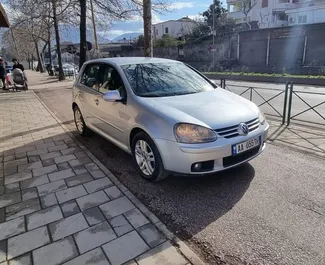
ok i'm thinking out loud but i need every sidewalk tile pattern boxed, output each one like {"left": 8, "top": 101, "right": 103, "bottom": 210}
{"left": 0, "top": 91, "right": 190, "bottom": 264}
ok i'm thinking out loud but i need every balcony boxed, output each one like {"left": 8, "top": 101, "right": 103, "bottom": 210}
{"left": 274, "top": 2, "right": 297, "bottom": 11}
{"left": 272, "top": 20, "right": 289, "bottom": 27}
{"left": 227, "top": 11, "right": 246, "bottom": 20}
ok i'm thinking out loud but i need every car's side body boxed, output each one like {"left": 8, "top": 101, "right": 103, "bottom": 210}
{"left": 72, "top": 57, "right": 269, "bottom": 176}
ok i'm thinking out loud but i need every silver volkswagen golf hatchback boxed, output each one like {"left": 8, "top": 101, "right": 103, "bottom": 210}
{"left": 72, "top": 57, "right": 269, "bottom": 181}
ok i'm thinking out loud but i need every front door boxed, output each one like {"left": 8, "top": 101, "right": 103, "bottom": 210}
{"left": 91, "top": 63, "right": 130, "bottom": 147}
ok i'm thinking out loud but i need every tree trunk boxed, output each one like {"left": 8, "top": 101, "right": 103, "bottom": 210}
{"left": 79, "top": 0, "right": 87, "bottom": 69}
{"left": 48, "top": 28, "right": 52, "bottom": 67}
{"left": 52, "top": 0, "right": 65, "bottom": 81}
{"left": 35, "top": 41, "right": 44, "bottom": 73}
{"left": 143, "top": 0, "right": 153, "bottom": 57}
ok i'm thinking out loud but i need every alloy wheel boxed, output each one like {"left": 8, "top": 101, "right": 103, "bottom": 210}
{"left": 134, "top": 140, "right": 156, "bottom": 176}
{"left": 74, "top": 108, "right": 84, "bottom": 134}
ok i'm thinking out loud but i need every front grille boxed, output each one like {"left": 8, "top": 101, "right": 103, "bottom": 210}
{"left": 214, "top": 118, "right": 260, "bottom": 139}
{"left": 223, "top": 146, "right": 260, "bottom": 168}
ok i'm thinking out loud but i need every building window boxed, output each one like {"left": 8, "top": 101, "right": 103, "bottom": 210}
{"left": 262, "top": 0, "right": 268, "bottom": 8}
{"left": 293, "top": 0, "right": 299, "bottom": 3}
{"left": 278, "top": 13, "right": 288, "bottom": 21}
{"left": 165, "top": 27, "right": 169, "bottom": 34}
{"left": 298, "top": 15, "right": 307, "bottom": 23}
{"left": 156, "top": 29, "right": 158, "bottom": 36}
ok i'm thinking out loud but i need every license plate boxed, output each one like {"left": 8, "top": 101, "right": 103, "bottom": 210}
{"left": 232, "top": 136, "right": 261, "bottom": 155}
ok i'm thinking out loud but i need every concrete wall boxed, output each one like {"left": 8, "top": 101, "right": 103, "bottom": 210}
{"left": 123, "top": 23, "right": 325, "bottom": 74}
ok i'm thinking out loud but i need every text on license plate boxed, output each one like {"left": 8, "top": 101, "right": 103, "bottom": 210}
{"left": 232, "top": 136, "right": 261, "bottom": 155}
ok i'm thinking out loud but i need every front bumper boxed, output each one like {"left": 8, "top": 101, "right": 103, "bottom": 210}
{"left": 155, "top": 122, "right": 269, "bottom": 175}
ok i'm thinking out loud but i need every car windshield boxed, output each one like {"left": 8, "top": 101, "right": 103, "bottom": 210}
{"left": 121, "top": 62, "right": 215, "bottom": 97}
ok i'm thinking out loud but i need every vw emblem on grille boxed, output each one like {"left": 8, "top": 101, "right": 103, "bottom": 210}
{"left": 238, "top": 123, "right": 249, "bottom": 135}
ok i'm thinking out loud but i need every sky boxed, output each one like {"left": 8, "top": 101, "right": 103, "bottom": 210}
{"left": 98, "top": 1, "right": 216, "bottom": 40}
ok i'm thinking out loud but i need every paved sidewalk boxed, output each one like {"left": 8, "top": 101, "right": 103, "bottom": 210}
{"left": 0, "top": 91, "right": 198, "bottom": 265}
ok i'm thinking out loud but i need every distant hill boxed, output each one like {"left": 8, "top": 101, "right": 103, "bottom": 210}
{"left": 59, "top": 26, "right": 110, "bottom": 44}
{"left": 112, "top": 32, "right": 142, "bottom": 42}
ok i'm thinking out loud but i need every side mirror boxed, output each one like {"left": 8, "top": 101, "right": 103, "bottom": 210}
{"left": 103, "top": 90, "right": 122, "bottom": 102}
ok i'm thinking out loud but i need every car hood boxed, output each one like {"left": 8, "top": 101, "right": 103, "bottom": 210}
{"left": 141, "top": 89, "right": 260, "bottom": 129}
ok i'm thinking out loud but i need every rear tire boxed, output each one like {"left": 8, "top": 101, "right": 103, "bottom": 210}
{"left": 131, "top": 131, "right": 169, "bottom": 182}
{"left": 73, "top": 105, "right": 88, "bottom": 136}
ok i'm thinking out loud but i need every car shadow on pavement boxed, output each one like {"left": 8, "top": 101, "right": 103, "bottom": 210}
{"left": 67, "top": 129, "right": 255, "bottom": 242}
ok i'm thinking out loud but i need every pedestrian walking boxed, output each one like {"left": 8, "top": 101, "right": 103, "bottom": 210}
{"left": 0, "top": 57, "right": 7, "bottom": 90}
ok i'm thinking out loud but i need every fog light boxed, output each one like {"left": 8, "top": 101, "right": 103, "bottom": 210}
{"left": 193, "top": 163, "right": 202, "bottom": 171}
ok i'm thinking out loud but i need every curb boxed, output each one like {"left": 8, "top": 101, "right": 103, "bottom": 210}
{"left": 32, "top": 90, "right": 206, "bottom": 265}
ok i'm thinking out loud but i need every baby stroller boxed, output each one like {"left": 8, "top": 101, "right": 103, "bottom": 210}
{"left": 12, "top": 68, "right": 28, "bottom": 91}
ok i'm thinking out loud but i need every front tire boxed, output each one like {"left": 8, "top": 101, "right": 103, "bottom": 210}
{"left": 74, "top": 106, "right": 88, "bottom": 136}
{"left": 131, "top": 132, "right": 168, "bottom": 182}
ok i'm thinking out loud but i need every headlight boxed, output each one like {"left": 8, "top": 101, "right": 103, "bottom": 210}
{"left": 259, "top": 109, "right": 266, "bottom": 125}
{"left": 174, "top": 123, "right": 217, "bottom": 144}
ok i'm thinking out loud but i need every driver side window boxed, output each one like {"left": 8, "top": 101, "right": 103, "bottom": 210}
{"left": 98, "top": 65, "right": 127, "bottom": 99}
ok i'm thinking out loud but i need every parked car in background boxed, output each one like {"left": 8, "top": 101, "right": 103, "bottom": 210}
{"left": 72, "top": 57, "right": 269, "bottom": 182}
{"left": 54, "top": 63, "right": 78, "bottom": 77}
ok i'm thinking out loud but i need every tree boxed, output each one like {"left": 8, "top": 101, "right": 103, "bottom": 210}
{"left": 202, "top": 0, "right": 227, "bottom": 28}
{"left": 79, "top": 0, "right": 87, "bottom": 68}
{"left": 154, "top": 34, "right": 183, "bottom": 48}
{"left": 241, "top": 0, "right": 260, "bottom": 29}
{"left": 143, "top": 0, "right": 152, "bottom": 56}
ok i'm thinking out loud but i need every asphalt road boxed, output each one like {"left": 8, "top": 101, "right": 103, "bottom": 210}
{"left": 34, "top": 85, "right": 325, "bottom": 265}
{"left": 219, "top": 80, "right": 325, "bottom": 126}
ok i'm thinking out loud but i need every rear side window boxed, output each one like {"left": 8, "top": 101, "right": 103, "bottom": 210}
{"left": 81, "top": 64, "right": 100, "bottom": 89}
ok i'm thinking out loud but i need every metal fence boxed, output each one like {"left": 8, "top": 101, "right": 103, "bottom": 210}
{"left": 219, "top": 79, "right": 325, "bottom": 127}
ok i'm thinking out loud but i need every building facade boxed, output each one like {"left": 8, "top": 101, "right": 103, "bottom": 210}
{"left": 227, "top": 0, "right": 325, "bottom": 28}
{"left": 152, "top": 17, "right": 197, "bottom": 39}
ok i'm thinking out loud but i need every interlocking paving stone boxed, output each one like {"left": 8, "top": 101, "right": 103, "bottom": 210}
{"left": 40, "top": 193, "right": 58, "bottom": 208}
{"left": 89, "top": 170, "right": 106, "bottom": 179}
{"left": 61, "top": 200, "right": 80, "bottom": 217}
{"left": 48, "top": 144, "right": 68, "bottom": 152}
{"left": 4, "top": 158, "right": 28, "bottom": 170}
{"left": 20, "top": 175, "right": 49, "bottom": 189}
{"left": 72, "top": 166, "right": 87, "bottom": 175}
{"left": 109, "top": 215, "right": 133, "bottom": 237}
{"left": 104, "top": 186, "right": 123, "bottom": 200}
{"left": 7, "top": 226, "right": 50, "bottom": 259}
{"left": 37, "top": 180, "right": 67, "bottom": 196}
{"left": 68, "top": 158, "right": 92, "bottom": 168}
{"left": 0, "top": 217, "right": 25, "bottom": 241}
{"left": 9, "top": 253, "right": 32, "bottom": 265}
{"left": 65, "top": 173, "right": 93, "bottom": 187}
{"left": 49, "top": 212, "right": 88, "bottom": 241}
{"left": 5, "top": 183, "right": 20, "bottom": 194}
{"left": 0, "top": 186, "right": 4, "bottom": 196}
{"left": 17, "top": 161, "right": 43, "bottom": 173}
{"left": 5, "top": 172, "right": 32, "bottom": 185}
{"left": 27, "top": 205, "right": 63, "bottom": 230}
{"left": 124, "top": 209, "right": 149, "bottom": 229}
{"left": 42, "top": 158, "right": 55, "bottom": 167}
{"left": 137, "top": 223, "right": 166, "bottom": 248}
{"left": 61, "top": 147, "right": 81, "bottom": 155}
{"left": 102, "top": 231, "right": 149, "bottom": 265}
{"left": 85, "top": 163, "right": 99, "bottom": 172}
{"left": 100, "top": 196, "right": 135, "bottom": 219}
{"left": 83, "top": 207, "right": 105, "bottom": 226}
{"left": 74, "top": 221, "right": 116, "bottom": 254}
{"left": 57, "top": 162, "right": 71, "bottom": 171}
{"left": 6, "top": 200, "right": 41, "bottom": 221}
{"left": 0, "top": 192, "right": 21, "bottom": 208}
{"left": 28, "top": 156, "right": 40, "bottom": 163}
{"left": 136, "top": 241, "right": 188, "bottom": 265}
{"left": 56, "top": 185, "right": 88, "bottom": 204}
{"left": 22, "top": 187, "right": 38, "bottom": 201}
{"left": 83, "top": 177, "right": 113, "bottom": 193}
{"left": 62, "top": 248, "right": 110, "bottom": 265}
{"left": 4, "top": 155, "right": 15, "bottom": 162}
{"left": 76, "top": 191, "right": 110, "bottom": 211}
{"left": 15, "top": 145, "right": 36, "bottom": 154}
{"left": 0, "top": 208, "right": 4, "bottom": 223}
{"left": 0, "top": 240, "right": 6, "bottom": 263}
{"left": 54, "top": 154, "right": 76, "bottom": 164}
{"left": 40, "top": 151, "right": 61, "bottom": 161}
{"left": 48, "top": 169, "right": 75, "bottom": 182}
{"left": 33, "top": 236, "right": 78, "bottom": 265}
{"left": 4, "top": 167, "right": 18, "bottom": 178}
{"left": 33, "top": 164, "right": 58, "bottom": 177}
{"left": 27, "top": 149, "right": 48, "bottom": 157}
{"left": 6, "top": 198, "right": 39, "bottom": 214}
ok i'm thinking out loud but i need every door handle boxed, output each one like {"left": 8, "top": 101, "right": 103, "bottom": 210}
{"left": 94, "top": 99, "right": 99, "bottom": 105}
{"left": 77, "top": 92, "right": 81, "bottom": 97}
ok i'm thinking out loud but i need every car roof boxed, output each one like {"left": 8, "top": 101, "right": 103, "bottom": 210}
{"left": 84, "top": 57, "right": 182, "bottom": 66}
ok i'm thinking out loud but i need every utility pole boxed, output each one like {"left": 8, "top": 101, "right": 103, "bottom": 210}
{"left": 143, "top": 0, "right": 153, "bottom": 57}
{"left": 90, "top": 0, "right": 99, "bottom": 58}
